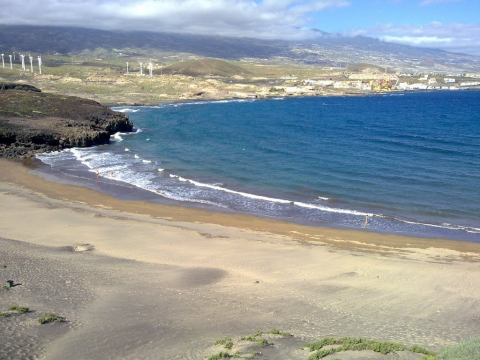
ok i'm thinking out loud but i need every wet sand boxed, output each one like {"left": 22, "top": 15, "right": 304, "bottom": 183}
{"left": 1, "top": 158, "right": 480, "bottom": 359}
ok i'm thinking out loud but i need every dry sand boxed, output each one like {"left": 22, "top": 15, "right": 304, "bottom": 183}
{"left": 1, "top": 159, "right": 480, "bottom": 360}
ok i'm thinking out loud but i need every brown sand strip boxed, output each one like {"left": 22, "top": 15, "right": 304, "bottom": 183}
{"left": 1, "top": 158, "right": 479, "bottom": 257}
{"left": 2, "top": 159, "right": 480, "bottom": 359}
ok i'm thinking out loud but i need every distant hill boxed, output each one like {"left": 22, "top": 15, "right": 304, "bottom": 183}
{"left": 0, "top": 25, "right": 479, "bottom": 72}
{"left": 162, "top": 59, "right": 252, "bottom": 77}
{"left": 347, "top": 63, "right": 387, "bottom": 73}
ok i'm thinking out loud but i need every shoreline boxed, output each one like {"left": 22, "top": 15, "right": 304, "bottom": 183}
{"left": 2, "top": 158, "right": 480, "bottom": 359}
{"left": 2, "top": 158, "right": 480, "bottom": 256}
{"left": 43, "top": 94, "right": 480, "bottom": 243}
{"left": 103, "top": 89, "right": 478, "bottom": 107}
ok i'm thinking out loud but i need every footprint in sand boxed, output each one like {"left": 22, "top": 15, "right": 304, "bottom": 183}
{"left": 73, "top": 244, "right": 95, "bottom": 252}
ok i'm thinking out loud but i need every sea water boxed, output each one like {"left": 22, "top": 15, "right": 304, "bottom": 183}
{"left": 36, "top": 91, "right": 480, "bottom": 241}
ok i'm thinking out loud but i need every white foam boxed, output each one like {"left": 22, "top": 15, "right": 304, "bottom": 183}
{"left": 125, "top": 148, "right": 130, "bottom": 152}
{"left": 134, "top": 154, "right": 140, "bottom": 159}
{"left": 111, "top": 133, "right": 123, "bottom": 142}
{"left": 394, "top": 217, "right": 480, "bottom": 234}
{"left": 142, "top": 160, "right": 152, "bottom": 164}
{"left": 318, "top": 196, "right": 330, "bottom": 201}
{"left": 168, "top": 174, "right": 369, "bottom": 216}
{"left": 158, "top": 168, "right": 164, "bottom": 172}
{"left": 113, "top": 108, "right": 139, "bottom": 113}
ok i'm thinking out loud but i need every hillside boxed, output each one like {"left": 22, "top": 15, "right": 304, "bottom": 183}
{"left": 162, "top": 59, "right": 252, "bottom": 77}
{"left": 1, "top": 25, "right": 479, "bottom": 72}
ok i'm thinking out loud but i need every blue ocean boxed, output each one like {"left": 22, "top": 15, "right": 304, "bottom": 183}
{"left": 37, "top": 91, "right": 480, "bottom": 241}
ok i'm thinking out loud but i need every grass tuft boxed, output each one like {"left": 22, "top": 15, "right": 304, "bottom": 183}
{"left": 37, "top": 313, "right": 65, "bottom": 324}
{"left": 215, "top": 337, "right": 234, "bottom": 350}
{"left": 306, "top": 337, "right": 436, "bottom": 359}
{"left": 240, "top": 331, "right": 273, "bottom": 347}
{"left": 435, "top": 337, "right": 480, "bottom": 360}
{"left": 409, "top": 345, "right": 436, "bottom": 356}
{"left": 267, "top": 328, "right": 293, "bottom": 337}
{"left": 208, "top": 351, "right": 231, "bottom": 360}
{"left": 8, "top": 305, "right": 29, "bottom": 313}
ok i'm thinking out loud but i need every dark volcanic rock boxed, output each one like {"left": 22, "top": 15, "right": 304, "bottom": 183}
{"left": 0, "top": 86, "right": 133, "bottom": 159}
{"left": 0, "top": 83, "right": 41, "bottom": 92}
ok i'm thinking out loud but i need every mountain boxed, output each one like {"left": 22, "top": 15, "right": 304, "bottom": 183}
{"left": 0, "top": 25, "right": 479, "bottom": 72}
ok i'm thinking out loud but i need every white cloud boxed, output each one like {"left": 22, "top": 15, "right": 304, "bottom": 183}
{"left": 350, "top": 22, "right": 480, "bottom": 55}
{"left": 0, "top": 0, "right": 350, "bottom": 40}
{"left": 380, "top": 36, "right": 454, "bottom": 45}
{"left": 419, "top": 0, "right": 461, "bottom": 6}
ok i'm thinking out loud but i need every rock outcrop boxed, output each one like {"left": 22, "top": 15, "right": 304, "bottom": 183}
{"left": 0, "top": 85, "right": 133, "bottom": 159}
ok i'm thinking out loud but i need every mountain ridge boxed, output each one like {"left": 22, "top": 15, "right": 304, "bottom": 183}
{"left": 0, "top": 25, "right": 479, "bottom": 72}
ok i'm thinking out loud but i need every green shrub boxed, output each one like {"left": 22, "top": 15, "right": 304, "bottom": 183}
{"left": 435, "top": 337, "right": 480, "bottom": 360}
{"left": 37, "top": 313, "right": 65, "bottom": 324}
{"left": 306, "top": 338, "right": 341, "bottom": 351}
{"left": 0, "top": 312, "right": 9, "bottom": 317}
{"left": 215, "top": 337, "right": 233, "bottom": 350}
{"left": 208, "top": 351, "right": 231, "bottom": 360}
{"left": 409, "top": 345, "right": 435, "bottom": 356}
{"left": 8, "top": 305, "right": 29, "bottom": 313}
{"left": 256, "top": 337, "right": 271, "bottom": 347}
{"left": 307, "top": 347, "right": 339, "bottom": 360}
{"left": 305, "top": 337, "right": 434, "bottom": 359}
{"left": 241, "top": 331, "right": 262, "bottom": 342}
{"left": 267, "top": 328, "right": 292, "bottom": 337}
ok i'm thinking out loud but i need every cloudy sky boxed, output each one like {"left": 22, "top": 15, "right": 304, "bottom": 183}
{"left": 1, "top": 0, "right": 479, "bottom": 55}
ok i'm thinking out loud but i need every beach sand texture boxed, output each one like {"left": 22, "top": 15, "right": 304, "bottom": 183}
{"left": 1, "top": 159, "right": 480, "bottom": 360}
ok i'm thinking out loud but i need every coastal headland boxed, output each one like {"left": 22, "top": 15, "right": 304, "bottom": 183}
{"left": 0, "top": 84, "right": 133, "bottom": 158}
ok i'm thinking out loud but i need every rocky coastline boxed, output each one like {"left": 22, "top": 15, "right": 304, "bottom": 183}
{"left": 0, "top": 83, "right": 133, "bottom": 159}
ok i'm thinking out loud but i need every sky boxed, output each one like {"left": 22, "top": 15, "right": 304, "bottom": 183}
{"left": 1, "top": 0, "right": 479, "bottom": 56}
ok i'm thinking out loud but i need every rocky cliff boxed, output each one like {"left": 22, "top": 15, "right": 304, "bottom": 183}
{"left": 0, "top": 84, "right": 133, "bottom": 159}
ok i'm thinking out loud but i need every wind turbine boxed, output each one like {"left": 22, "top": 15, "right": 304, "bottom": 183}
{"left": 29, "top": 55, "right": 33, "bottom": 73}
{"left": 140, "top": 62, "right": 143, "bottom": 75}
{"left": 20, "top": 54, "right": 25, "bottom": 71}
{"left": 149, "top": 62, "right": 153, "bottom": 77}
{"left": 126, "top": 61, "right": 129, "bottom": 74}
{"left": 38, "top": 56, "right": 42, "bottom": 74}
{"left": 9, "top": 55, "right": 12, "bottom": 69}
{"left": 1, "top": 54, "right": 4, "bottom": 68}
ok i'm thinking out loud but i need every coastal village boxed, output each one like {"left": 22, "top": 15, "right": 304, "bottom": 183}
{"left": 1, "top": 50, "right": 479, "bottom": 104}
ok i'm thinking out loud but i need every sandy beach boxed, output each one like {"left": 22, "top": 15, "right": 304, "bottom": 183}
{"left": 1, "top": 158, "right": 480, "bottom": 360}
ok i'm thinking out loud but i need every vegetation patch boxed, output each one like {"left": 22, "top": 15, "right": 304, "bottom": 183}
{"left": 208, "top": 351, "right": 231, "bottom": 360}
{"left": 208, "top": 329, "right": 294, "bottom": 359}
{"left": 433, "top": 337, "right": 480, "bottom": 360}
{"left": 37, "top": 313, "right": 65, "bottom": 324}
{"left": 266, "top": 328, "right": 293, "bottom": 337}
{"left": 0, "top": 311, "right": 9, "bottom": 317}
{"left": 305, "top": 337, "right": 436, "bottom": 360}
{"left": 208, "top": 332, "right": 473, "bottom": 360}
{"left": 215, "top": 337, "right": 234, "bottom": 350}
{"left": 8, "top": 305, "right": 29, "bottom": 313}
